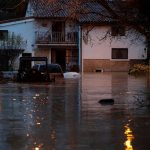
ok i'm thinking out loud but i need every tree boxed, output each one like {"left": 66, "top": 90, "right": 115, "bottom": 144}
{"left": 0, "top": 0, "right": 28, "bottom": 20}
{"left": 0, "top": 32, "right": 26, "bottom": 70}
{"left": 136, "top": 0, "right": 150, "bottom": 59}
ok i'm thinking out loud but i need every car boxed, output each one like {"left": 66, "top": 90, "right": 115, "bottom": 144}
{"left": 32, "top": 63, "right": 64, "bottom": 80}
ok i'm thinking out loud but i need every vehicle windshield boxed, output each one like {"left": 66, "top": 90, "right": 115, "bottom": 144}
{"left": 48, "top": 64, "right": 62, "bottom": 73}
{"left": 33, "top": 64, "right": 62, "bottom": 73}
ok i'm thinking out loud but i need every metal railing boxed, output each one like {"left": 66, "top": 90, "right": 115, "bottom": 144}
{"left": 35, "top": 31, "right": 78, "bottom": 44}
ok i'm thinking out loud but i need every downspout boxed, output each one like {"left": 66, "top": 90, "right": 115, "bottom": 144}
{"left": 78, "top": 25, "right": 83, "bottom": 74}
{"left": 78, "top": 25, "right": 82, "bottom": 126}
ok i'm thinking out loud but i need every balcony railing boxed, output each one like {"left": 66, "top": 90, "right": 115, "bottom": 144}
{"left": 35, "top": 32, "right": 78, "bottom": 44}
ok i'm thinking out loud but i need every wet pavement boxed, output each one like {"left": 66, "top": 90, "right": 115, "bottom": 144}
{"left": 0, "top": 72, "right": 150, "bottom": 150}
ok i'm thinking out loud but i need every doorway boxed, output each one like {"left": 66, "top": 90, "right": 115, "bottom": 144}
{"left": 52, "top": 21, "right": 65, "bottom": 42}
{"left": 0, "top": 55, "right": 9, "bottom": 71}
{"left": 51, "top": 49, "right": 66, "bottom": 71}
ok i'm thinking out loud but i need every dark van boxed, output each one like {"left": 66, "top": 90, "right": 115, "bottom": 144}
{"left": 33, "top": 63, "right": 64, "bottom": 80}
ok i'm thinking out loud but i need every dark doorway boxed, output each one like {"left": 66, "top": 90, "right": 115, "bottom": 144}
{"left": 51, "top": 49, "right": 66, "bottom": 71}
{"left": 52, "top": 21, "right": 65, "bottom": 33}
{"left": 20, "top": 53, "right": 32, "bottom": 71}
{"left": 52, "top": 21, "right": 65, "bottom": 42}
{"left": 0, "top": 55, "right": 9, "bottom": 71}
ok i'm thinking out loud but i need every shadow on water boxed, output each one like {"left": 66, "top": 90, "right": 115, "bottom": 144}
{"left": 0, "top": 73, "right": 150, "bottom": 150}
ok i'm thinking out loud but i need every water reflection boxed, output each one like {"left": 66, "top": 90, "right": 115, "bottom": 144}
{"left": 81, "top": 73, "right": 150, "bottom": 150}
{"left": 0, "top": 80, "right": 80, "bottom": 150}
{"left": 124, "top": 120, "right": 134, "bottom": 150}
{"left": 0, "top": 73, "right": 150, "bottom": 150}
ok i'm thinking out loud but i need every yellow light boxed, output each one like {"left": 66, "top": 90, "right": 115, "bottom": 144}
{"left": 125, "top": 140, "right": 133, "bottom": 149}
{"left": 34, "top": 143, "right": 43, "bottom": 150}
{"left": 124, "top": 124, "right": 134, "bottom": 150}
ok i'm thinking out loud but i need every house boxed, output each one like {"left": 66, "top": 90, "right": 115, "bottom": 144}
{"left": 80, "top": 22, "right": 147, "bottom": 72}
{"left": 0, "top": 0, "right": 147, "bottom": 72}
{"left": 78, "top": 1, "right": 147, "bottom": 72}
{"left": 0, "top": 0, "right": 79, "bottom": 72}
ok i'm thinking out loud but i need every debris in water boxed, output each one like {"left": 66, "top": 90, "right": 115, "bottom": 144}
{"left": 98, "top": 99, "right": 114, "bottom": 105}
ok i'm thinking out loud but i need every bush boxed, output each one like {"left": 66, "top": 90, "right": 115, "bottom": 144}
{"left": 129, "top": 62, "right": 150, "bottom": 75}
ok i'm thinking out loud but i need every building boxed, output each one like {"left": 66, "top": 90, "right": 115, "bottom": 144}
{"left": 0, "top": 0, "right": 147, "bottom": 72}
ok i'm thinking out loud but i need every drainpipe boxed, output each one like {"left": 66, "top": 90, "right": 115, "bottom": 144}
{"left": 78, "top": 25, "right": 83, "bottom": 74}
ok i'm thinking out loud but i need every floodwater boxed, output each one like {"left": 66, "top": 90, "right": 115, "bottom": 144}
{"left": 0, "top": 72, "right": 150, "bottom": 150}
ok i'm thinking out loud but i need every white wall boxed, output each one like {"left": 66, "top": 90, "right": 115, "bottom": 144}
{"left": 82, "top": 26, "right": 147, "bottom": 60}
{"left": 0, "top": 18, "right": 35, "bottom": 53}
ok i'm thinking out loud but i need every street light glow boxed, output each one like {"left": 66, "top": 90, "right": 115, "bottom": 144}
{"left": 124, "top": 123, "right": 134, "bottom": 150}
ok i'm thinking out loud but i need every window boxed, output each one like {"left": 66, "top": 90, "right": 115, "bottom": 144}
{"left": 112, "top": 48, "right": 128, "bottom": 59}
{"left": 111, "top": 25, "right": 125, "bottom": 36}
{"left": 0, "top": 30, "right": 8, "bottom": 40}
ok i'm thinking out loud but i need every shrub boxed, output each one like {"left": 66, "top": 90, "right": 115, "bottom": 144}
{"left": 129, "top": 62, "right": 150, "bottom": 75}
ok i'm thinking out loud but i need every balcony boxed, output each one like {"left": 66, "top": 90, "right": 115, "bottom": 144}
{"left": 35, "top": 32, "right": 78, "bottom": 46}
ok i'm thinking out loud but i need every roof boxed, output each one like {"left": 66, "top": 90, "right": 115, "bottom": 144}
{"left": 79, "top": 2, "right": 114, "bottom": 23}
{"left": 28, "top": 0, "right": 68, "bottom": 18}
{"left": 0, "top": 17, "right": 34, "bottom": 25}
{"left": 27, "top": 0, "right": 115, "bottom": 23}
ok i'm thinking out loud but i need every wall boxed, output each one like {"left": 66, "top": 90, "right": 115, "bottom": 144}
{"left": 0, "top": 18, "right": 35, "bottom": 53}
{"left": 0, "top": 18, "right": 36, "bottom": 70}
{"left": 81, "top": 26, "right": 147, "bottom": 72}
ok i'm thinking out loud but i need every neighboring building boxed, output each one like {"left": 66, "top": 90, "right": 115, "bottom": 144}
{"left": 80, "top": 25, "right": 146, "bottom": 72}
{"left": 0, "top": 0, "right": 147, "bottom": 72}
{"left": 78, "top": 1, "right": 147, "bottom": 72}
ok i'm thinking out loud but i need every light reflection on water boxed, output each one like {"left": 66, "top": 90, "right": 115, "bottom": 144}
{"left": 0, "top": 73, "right": 150, "bottom": 150}
{"left": 34, "top": 147, "right": 40, "bottom": 150}
{"left": 124, "top": 120, "right": 134, "bottom": 150}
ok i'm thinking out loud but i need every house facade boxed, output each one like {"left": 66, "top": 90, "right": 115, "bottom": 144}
{"left": 0, "top": 18, "right": 79, "bottom": 71}
{"left": 81, "top": 25, "right": 147, "bottom": 72}
{"left": 0, "top": 0, "right": 147, "bottom": 72}
{"left": 24, "top": 0, "right": 79, "bottom": 72}
{"left": 33, "top": 18, "right": 79, "bottom": 72}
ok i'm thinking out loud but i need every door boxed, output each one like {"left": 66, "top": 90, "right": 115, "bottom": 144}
{"left": 51, "top": 49, "right": 66, "bottom": 71}
{"left": 0, "top": 55, "right": 9, "bottom": 71}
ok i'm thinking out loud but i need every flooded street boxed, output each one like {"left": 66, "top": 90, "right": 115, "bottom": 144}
{"left": 0, "top": 72, "right": 150, "bottom": 150}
